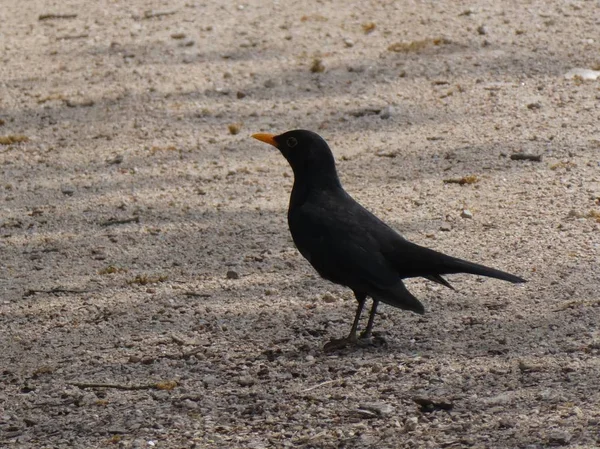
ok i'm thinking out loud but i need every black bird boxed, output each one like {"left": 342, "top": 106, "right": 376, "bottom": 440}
{"left": 252, "top": 130, "right": 526, "bottom": 350}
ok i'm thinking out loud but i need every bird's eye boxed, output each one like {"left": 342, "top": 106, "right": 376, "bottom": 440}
{"left": 286, "top": 137, "right": 298, "bottom": 148}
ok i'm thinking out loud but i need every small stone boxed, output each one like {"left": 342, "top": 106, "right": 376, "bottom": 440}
{"left": 356, "top": 408, "right": 378, "bottom": 418}
{"left": 263, "top": 79, "right": 276, "bottom": 88}
{"left": 182, "top": 399, "right": 198, "bottom": 410}
{"left": 527, "top": 102, "right": 542, "bottom": 110}
{"left": 519, "top": 359, "right": 543, "bottom": 372}
{"left": 236, "top": 91, "right": 246, "bottom": 99}
{"left": 170, "top": 32, "right": 186, "bottom": 40}
{"left": 564, "top": 68, "right": 600, "bottom": 80}
{"left": 107, "top": 154, "right": 123, "bottom": 165}
{"left": 359, "top": 402, "right": 393, "bottom": 416}
{"left": 226, "top": 270, "right": 239, "bottom": 280}
{"left": 403, "top": 416, "right": 418, "bottom": 432}
{"left": 322, "top": 292, "right": 337, "bottom": 303}
{"left": 238, "top": 376, "right": 255, "bottom": 387}
{"left": 203, "top": 375, "right": 218, "bottom": 388}
{"left": 343, "top": 38, "right": 354, "bottom": 47}
{"left": 477, "top": 25, "right": 487, "bottom": 35}
{"left": 310, "top": 58, "right": 325, "bottom": 73}
{"left": 461, "top": 209, "right": 473, "bottom": 219}
{"left": 547, "top": 430, "right": 571, "bottom": 445}
{"left": 61, "top": 186, "right": 75, "bottom": 196}
{"left": 440, "top": 224, "right": 452, "bottom": 232}
{"left": 568, "top": 209, "right": 584, "bottom": 218}
{"left": 379, "top": 106, "right": 395, "bottom": 119}
{"left": 228, "top": 123, "right": 241, "bottom": 135}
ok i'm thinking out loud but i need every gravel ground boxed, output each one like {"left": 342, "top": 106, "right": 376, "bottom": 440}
{"left": 1, "top": 1, "right": 600, "bottom": 448}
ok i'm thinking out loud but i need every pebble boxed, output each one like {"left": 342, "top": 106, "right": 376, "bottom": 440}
{"left": 226, "top": 270, "right": 240, "bottom": 279}
{"left": 263, "top": 79, "right": 276, "bottom": 88}
{"left": 203, "top": 375, "right": 218, "bottom": 388}
{"left": 310, "top": 58, "right": 325, "bottom": 73}
{"left": 379, "top": 106, "right": 395, "bottom": 119}
{"left": 359, "top": 402, "right": 394, "bottom": 416}
{"left": 461, "top": 209, "right": 473, "bottom": 219}
{"left": 343, "top": 38, "right": 354, "bottom": 47}
{"left": 322, "top": 292, "right": 337, "bottom": 303}
{"left": 183, "top": 399, "right": 199, "bottom": 410}
{"left": 564, "top": 68, "right": 600, "bottom": 80}
{"left": 228, "top": 123, "right": 241, "bottom": 135}
{"left": 61, "top": 185, "right": 75, "bottom": 196}
{"left": 440, "top": 224, "right": 452, "bottom": 232}
{"left": 107, "top": 154, "right": 123, "bottom": 165}
{"left": 547, "top": 430, "right": 571, "bottom": 445}
{"left": 238, "top": 376, "right": 255, "bottom": 387}
{"left": 477, "top": 25, "right": 487, "bottom": 35}
{"left": 403, "top": 416, "right": 418, "bottom": 432}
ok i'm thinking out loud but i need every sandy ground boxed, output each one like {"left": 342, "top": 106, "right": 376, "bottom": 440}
{"left": 1, "top": 0, "right": 600, "bottom": 448}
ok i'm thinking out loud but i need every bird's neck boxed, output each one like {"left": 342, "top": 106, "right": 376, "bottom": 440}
{"left": 289, "top": 168, "right": 342, "bottom": 207}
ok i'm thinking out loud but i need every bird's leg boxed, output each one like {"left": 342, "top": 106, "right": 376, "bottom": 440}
{"left": 359, "top": 299, "right": 378, "bottom": 340}
{"left": 323, "top": 292, "right": 366, "bottom": 352}
{"left": 358, "top": 299, "right": 387, "bottom": 347}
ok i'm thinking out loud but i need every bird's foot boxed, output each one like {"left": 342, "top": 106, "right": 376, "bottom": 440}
{"left": 358, "top": 333, "right": 388, "bottom": 348}
{"left": 323, "top": 334, "right": 386, "bottom": 352}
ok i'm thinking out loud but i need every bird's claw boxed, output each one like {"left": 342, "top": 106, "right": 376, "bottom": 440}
{"left": 323, "top": 334, "right": 387, "bottom": 352}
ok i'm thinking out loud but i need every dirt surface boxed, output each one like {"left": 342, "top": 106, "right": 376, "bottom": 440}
{"left": 1, "top": 1, "right": 600, "bottom": 448}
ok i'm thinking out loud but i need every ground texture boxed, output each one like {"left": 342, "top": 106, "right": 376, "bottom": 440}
{"left": 1, "top": 0, "right": 600, "bottom": 448}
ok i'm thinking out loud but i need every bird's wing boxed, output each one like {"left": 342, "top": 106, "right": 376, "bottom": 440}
{"left": 288, "top": 194, "right": 401, "bottom": 292}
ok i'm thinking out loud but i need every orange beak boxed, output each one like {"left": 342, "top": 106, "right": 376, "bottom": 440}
{"left": 251, "top": 133, "right": 278, "bottom": 148}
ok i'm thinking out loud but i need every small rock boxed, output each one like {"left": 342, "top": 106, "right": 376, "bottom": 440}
{"left": 461, "top": 209, "right": 473, "bottom": 219}
{"left": 61, "top": 186, "right": 75, "bottom": 196}
{"left": 379, "top": 106, "right": 395, "bottom": 119}
{"left": 413, "top": 396, "right": 454, "bottom": 412}
{"left": 440, "top": 224, "right": 452, "bottom": 232}
{"left": 310, "top": 58, "right": 325, "bottom": 73}
{"left": 527, "top": 102, "right": 542, "bottom": 110}
{"left": 343, "top": 38, "right": 354, "bottom": 47}
{"left": 65, "top": 98, "right": 95, "bottom": 107}
{"left": 568, "top": 209, "right": 584, "bottom": 218}
{"left": 203, "top": 375, "right": 218, "bottom": 388}
{"left": 356, "top": 408, "right": 378, "bottom": 418}
{"left": 170, "top": 32, "right": 186, "bottom": 40}
{"left": 547, "top": 430, "right": 571, "bottom": 445}
{"left": 519, "top": 359, "right": 543, "bottom": 372}
{"left": 263, "top": 79, "right": 276, "bottom": 88}
{"left": 236, "top": 91, "right": 246, "bottom": 99}
{"left": 484, "top": 392, "right": 513, "bottom": 406}
{"left": 182, "top": 399, "right": 198, "bottom": 410}
{"left": 477, "top": 25, "right": 487, "bottom": 35}
{"left": 403, "top": 416, "right": 418, "bottom": 432}
{"left": 359, "top": 402, "right": 393, "bottom": 416}
{"left": 238, "top": 376, "right": 255, "bottom": 387}
{"left": 226, "top": 270, "right": 239, "bottom": 280}
{"left": 564, "top": 68, "right": 600, "bottom": 80}
{"left": 107, "top": 154, "right": 123, "bottom": 165}
{"left": 322, "top": 292, "right": 337, "bottom": 303}
{"left": 228, "top": 123, "right": 241, "bottom": 135}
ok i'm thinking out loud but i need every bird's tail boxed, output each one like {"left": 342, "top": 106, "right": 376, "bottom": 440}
{"left": 438, "top": 256, "right": 526, "bottom": 284}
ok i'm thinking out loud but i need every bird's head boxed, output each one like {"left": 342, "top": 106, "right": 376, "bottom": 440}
{"left": 251, "top": 130, "right": 339, "bottom": 183}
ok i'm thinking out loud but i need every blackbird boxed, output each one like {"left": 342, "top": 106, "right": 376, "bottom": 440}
{"left": 252, "top": 130, "right": 526, "bottom": 350}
